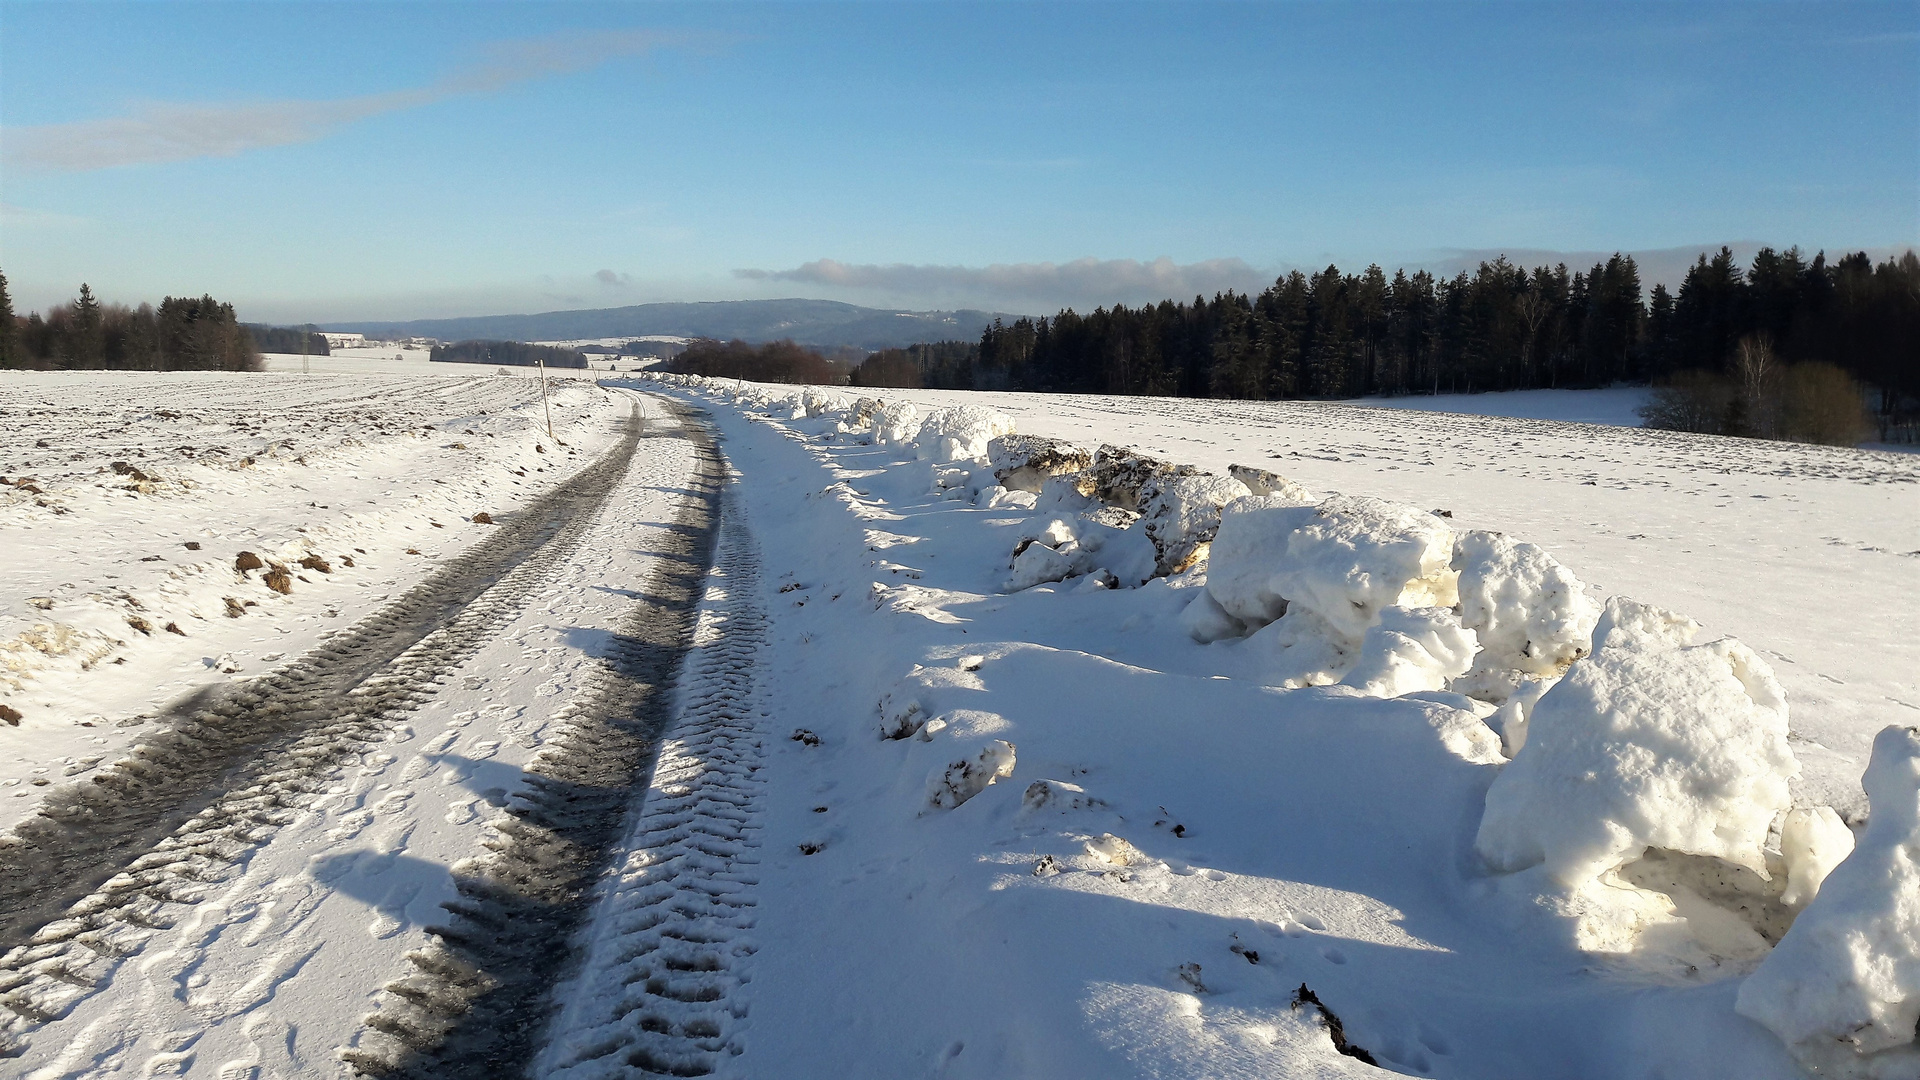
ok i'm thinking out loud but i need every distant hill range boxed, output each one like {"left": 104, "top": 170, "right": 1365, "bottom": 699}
{"left": 326, "top": 299, "right": 1020, "bottom": 351}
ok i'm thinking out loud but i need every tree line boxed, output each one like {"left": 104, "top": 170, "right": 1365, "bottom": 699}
{"left": 662, "top": 338, "right": 848, "bottom": 384}
{"left": 1, "top": 276, "right": 264, "bottom": 372}
{"left": 429, "top": 340, "right": 588, "bottom": 368}
{"left": 244, "top": 324, "right": 330, "bottom": 356}
{"left": 852, "top": 247, "right": 1919, "bottom": 441}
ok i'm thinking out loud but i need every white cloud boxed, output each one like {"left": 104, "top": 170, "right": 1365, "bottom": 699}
{"left": 735, "top": 256, "right": 1272, "bottom": 311}
{"left": 4, "top": 29, "right": 692, "bottom": 173}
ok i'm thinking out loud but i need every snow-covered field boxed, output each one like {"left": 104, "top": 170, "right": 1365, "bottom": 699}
{"left": 2, "top": 366, "right": 1916, "bottom": 1079}
{"left": 0, "top": 367, "right": 627, "bottom": 826}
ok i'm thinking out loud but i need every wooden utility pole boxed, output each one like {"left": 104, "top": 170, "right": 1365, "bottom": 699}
{"left": 536, "top": 353, "right": 554, "bottom": 438}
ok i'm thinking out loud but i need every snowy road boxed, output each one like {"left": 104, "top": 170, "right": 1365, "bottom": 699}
{"left": 0, "top": 386, "right": 742, "bottom": 1078}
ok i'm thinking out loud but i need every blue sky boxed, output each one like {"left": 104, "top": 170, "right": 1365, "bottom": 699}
{"left": 2, "top": 1, "right": 1915, "bottom": 322}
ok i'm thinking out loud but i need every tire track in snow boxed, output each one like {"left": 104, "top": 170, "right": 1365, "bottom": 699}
{"left": 341, "top": 405, "right": 738, "bottom": 1079}
{"left": 0, "top": 406, "right": 652, "bottom": 1059}
{"left": 534, "top": 492, "right": 768, "bottom": 1080}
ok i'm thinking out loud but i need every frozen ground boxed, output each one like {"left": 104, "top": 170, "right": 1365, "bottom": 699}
{"left": 3, "top": 368, "right": 1916, "bottom": 1079}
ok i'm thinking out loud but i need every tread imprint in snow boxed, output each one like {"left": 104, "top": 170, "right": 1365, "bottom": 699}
{"left": 341, "top": 408, "right": 748, "bottom": 1079}
{"left": 535, "top": 489, "right": 769, "bottom": 1080}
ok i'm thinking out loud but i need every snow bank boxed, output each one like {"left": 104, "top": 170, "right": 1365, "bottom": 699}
{"left": 1736, "top": 725, "right": 1920, "bottom": 1078}
{"left": 1451, "top": 530, "right": 1601, "bottom": 701}
{"left": 1476, "top": 597, "right": 1798, "bottom": 888}
{"left": 912, "top": 405, "right": 1015, "bottom": 464}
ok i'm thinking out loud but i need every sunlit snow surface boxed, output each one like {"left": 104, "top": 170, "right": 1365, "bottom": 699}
{"left": 615, "top": 376, "right": 1915, "bottom": 1080}
{"left": 3, "top": 365, "right": 1916, "bottom": 1079}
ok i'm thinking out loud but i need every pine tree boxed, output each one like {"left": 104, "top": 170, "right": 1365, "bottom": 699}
{"left": 70, "top": 283, "right": 106, "bottom": 366}
{"left": 0, "top": 270, "right": 15, "bottom": 369}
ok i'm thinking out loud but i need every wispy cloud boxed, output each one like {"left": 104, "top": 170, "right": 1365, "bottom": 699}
{"left": 5, "top": 29, "right": 690, "bottom": 173}
{"left": 735, "top": 256, "right": 1271, "bottom": 310}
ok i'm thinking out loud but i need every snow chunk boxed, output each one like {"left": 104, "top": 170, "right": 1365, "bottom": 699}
{"left": 1238, "top": 607, "right": 1356, "bottom": 688}
{"left": 1780, "top": 806, "right": 1856, "bottom": 909}
{"left": 926, "top": 740, "right": 1017, "bottom": 810}
{"left": 1487, "top": 675, "right": 1559, "bottom": 756}
{"left": 1138, "top": 473, "right": 1251, "bottom": 576}
{"left": 1007, "top": 542, "right": 1078, "bottom": 592}
{"left": 1737, "top": 726, "right": 1920, "bottom": 1078}
{"left": 1227, "top": 463, "right": 1317, "bottom": 503}
{"left": 913, "top": 406, "right": 1015, "bottom": 464}
{"left": 1089, "top": 445, "right": 1198, "bottom": 511}
{"left": 872, "top": 400, "right": 922, "bottom": 447}
{"left": 1205, "top": 495, "right": 1458, "bottom": 639}
{"left": 1475, "top": 596, "right": 1798, "bottom": 888}
{"left": 1340, "top": 607, "right": 1479, "bottom": 699}
{"left": 1021, "top": 779, "right": 1104, "bottom": 814}
{"left": 988, "top": 435, "right": 1092, "bottom": 494}
{"left": 802, "top": 389, "right": 850, "bottom": 417}
{"left": 1451, "top": 530, "right": 1600, "bottom": 700}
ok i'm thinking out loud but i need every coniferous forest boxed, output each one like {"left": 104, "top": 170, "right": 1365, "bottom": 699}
{"left": 854, "top": 247, "right": 1920, "bottom": 442}
{"left": 429, "top": 339, "right": 588, "bottom": 368}
{"left": 0, "top": 276, "right": 264, "bottom": 372}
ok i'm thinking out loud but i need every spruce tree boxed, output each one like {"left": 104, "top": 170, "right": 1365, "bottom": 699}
{"left": 0, "top": 270, "right": 14, "bottom": 369}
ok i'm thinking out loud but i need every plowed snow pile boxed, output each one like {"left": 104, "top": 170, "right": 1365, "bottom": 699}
{"left": 622, "top": 372, "right": 1920, "bottom": 1080}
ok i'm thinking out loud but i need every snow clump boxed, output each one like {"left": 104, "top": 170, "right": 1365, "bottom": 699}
{"left": 1736, "top": 725, "right": 1920, "bottom": 1079}
{"left": 1340, "top": 607, "right": 1479, "bottom": 699}
{"left": 1227, "top": 463, "right": 1317, "bottom": 503}
{"left": 1475, "top": 596, "right": 1798, "bottom": 889}
{"left": 1450, "top": 530, "right": 1601, "bottom": 702}
{"left": 1006, "top": 511, "right": 1158, "bottom": 592}
{"left": 1205, "top": 495, "right": 1458, "bottom": 638}
{"left": 1137, "top": 473, "right": 1252, "bottom": 575}
{"left": 1778, "top": 806, "right": 1856, "bottom": 908}
{"left": 926, "top": 740, "right": 1016, "bottom": 810}
{"left": 872, "top": 400, "right": 923, "bottom": 447}
{"left": 913, "top": 406, "right": 1015, "bottom": 464}
{"left": 987, "top": 435, "right": 1092, "bottom": 494}
{"left": 1087, "top": 445, "right": 1197, "bottom": 511}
